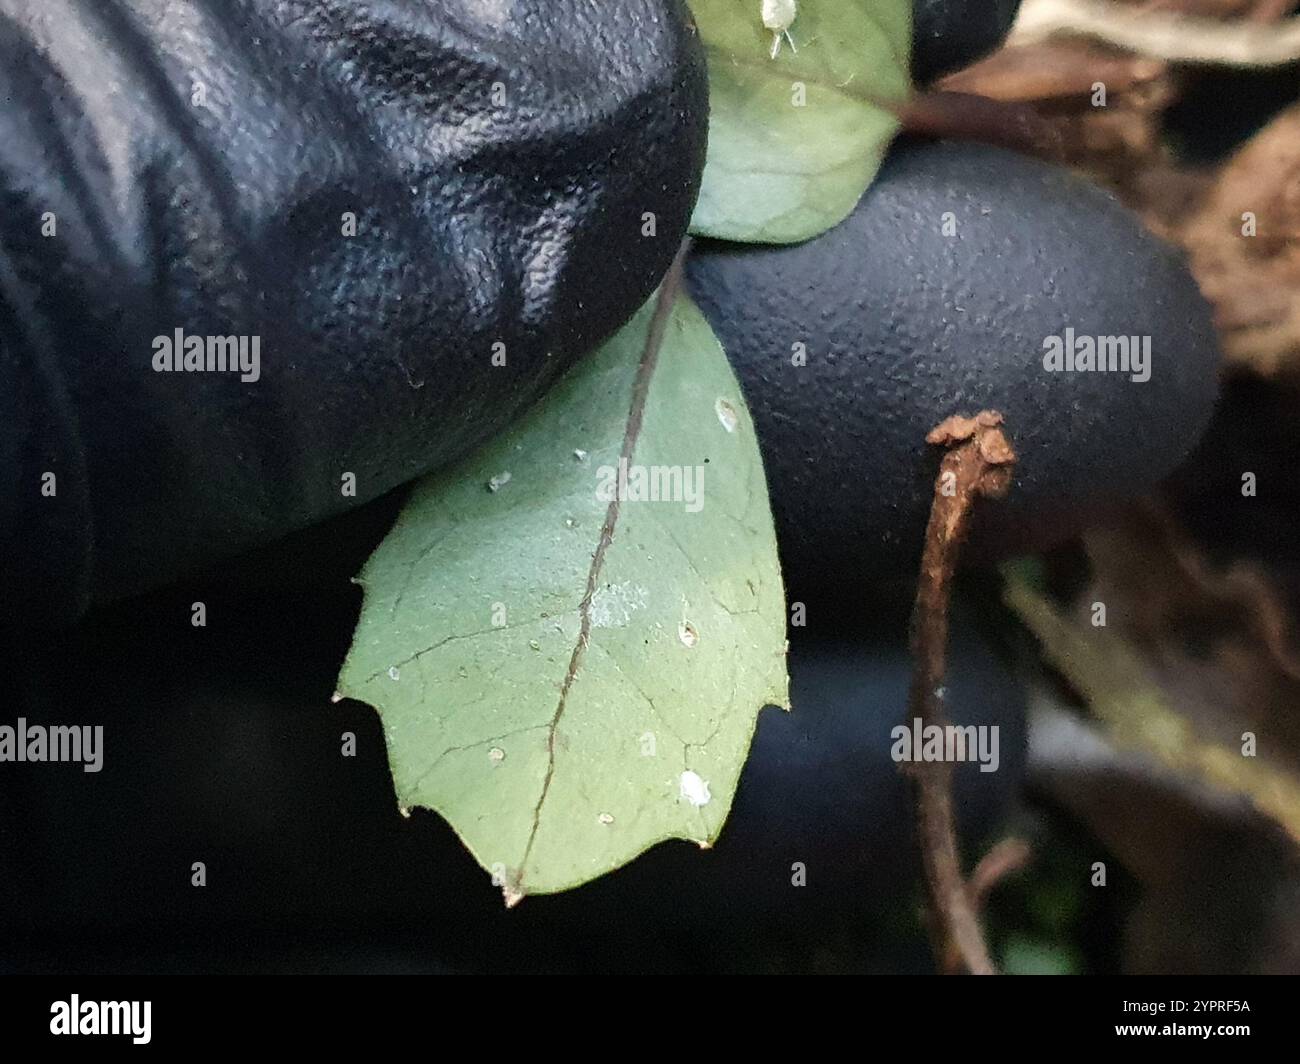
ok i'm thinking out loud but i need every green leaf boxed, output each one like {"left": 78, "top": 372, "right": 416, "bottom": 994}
{"left": 336, "top": 279, "right": 789, "bottom": 900}
{"left": 687, "top": 0, "right": 912, "bottom": 244}
{"left": 1001, "top": 936, "right": 1081, "bottom": 976}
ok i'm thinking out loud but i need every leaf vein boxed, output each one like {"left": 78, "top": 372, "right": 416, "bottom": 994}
{"left": 516, "top": 240, "right": 691, "bottom": 892}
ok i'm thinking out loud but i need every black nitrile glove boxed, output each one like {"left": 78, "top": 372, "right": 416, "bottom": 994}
{"left": 912, "top": 0, "right": 1021, "bottom": 85}
{"left": 0, "top": 0, "right": 707, "bottom": 624}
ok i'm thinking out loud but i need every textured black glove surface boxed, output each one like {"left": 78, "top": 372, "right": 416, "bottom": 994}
{"left": 0, "top": 0, "right": 707, "bottom": 623}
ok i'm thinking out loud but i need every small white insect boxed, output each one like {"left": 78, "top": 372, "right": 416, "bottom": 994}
{"left": 762, "top": 0, "right": 797, "bottom": 60}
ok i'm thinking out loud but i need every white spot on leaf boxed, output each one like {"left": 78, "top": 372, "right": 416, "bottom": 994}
{"left": 715, "top": 397, "right": 738, "bottom": 432}
{"left": 679, "top": 770, "right": 711, "bottom": 807}
{"left": 590, "top": 582, "right": 649, "bottom": 629}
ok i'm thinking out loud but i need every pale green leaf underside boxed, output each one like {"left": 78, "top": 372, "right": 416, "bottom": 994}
{"left": 688, "top": 0, "right": 912, "bottom": 244}
{"left": 337, "top": 292, "right": 789, "bottom": 898}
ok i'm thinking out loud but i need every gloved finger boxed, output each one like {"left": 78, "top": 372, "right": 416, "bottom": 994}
{"left": 0, "top": 0, "right": 706, "bottom": 625}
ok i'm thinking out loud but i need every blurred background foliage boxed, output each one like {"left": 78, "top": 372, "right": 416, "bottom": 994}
{"left": 949, "top": 0, "right": 1300, "bottom": 975}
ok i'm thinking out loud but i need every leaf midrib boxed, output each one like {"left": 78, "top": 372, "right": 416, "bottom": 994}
{"left": 514, "top": 241, "right": 692, "bottom": 897}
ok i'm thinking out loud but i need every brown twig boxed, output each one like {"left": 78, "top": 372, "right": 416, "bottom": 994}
{"left": 937, "top": 836, "right": 1033, "bottom": 975}
{"left": 898, "top": 91, "right": 1067, "bottom": 161}
{"left": 907, "top": 411, "right": 1017, "bottom": 976}
{"left": 967, "top": 837, "right": 1033, "bottom": 912}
